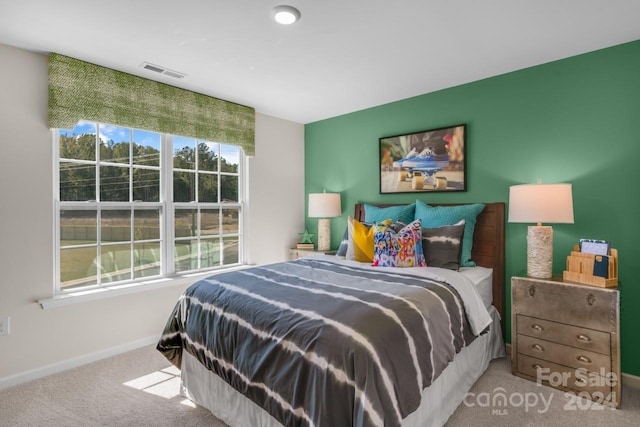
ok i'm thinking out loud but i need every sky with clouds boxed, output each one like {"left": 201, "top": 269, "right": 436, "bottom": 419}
{"left": 60, "top": 121, "right": 239, "bottom": 165}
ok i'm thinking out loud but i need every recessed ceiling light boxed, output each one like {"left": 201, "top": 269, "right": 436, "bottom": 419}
{"left": 273, "top": 5, "right": 301, "bottom": 25}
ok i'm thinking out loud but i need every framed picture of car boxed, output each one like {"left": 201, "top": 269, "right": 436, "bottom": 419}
{"left": 379, "top": 123, "right": 467, "bottom": 194}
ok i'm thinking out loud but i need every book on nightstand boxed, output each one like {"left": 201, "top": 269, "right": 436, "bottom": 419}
{"left": 296, "top": 243, "right": 315, "bottom": 250}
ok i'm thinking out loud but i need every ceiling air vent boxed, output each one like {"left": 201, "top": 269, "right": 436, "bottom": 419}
{"left": 139, "top": 62, "right": 187, "bottom": 79}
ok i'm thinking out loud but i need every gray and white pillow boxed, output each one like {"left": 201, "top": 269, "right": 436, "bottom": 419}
{"left": 421, "top": 220, "right": 465, "bottom": 270}
{"left": 335, "top": 227, "right": 350, "bottom": 257}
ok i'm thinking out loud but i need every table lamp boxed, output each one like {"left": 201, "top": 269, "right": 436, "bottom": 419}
{"left": 508, "top": 183, "right": 574, "bottom": 278}
{"left": 308, "top": 193, "right": 341, "bottom": 251}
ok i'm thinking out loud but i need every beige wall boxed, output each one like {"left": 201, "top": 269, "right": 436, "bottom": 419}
{"left": 249, "top": 113, "right": 305, "bottom": 264}
{"left": 0, "top": 43, "right": 305, "bottom": 387}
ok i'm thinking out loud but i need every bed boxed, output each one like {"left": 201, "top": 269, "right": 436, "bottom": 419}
{"left": 157, "top": 202, "right": 506, "bottom": 427}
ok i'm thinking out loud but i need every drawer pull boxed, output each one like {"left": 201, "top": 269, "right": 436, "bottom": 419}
{"left": 577, "top": 334, "right": 591, "bottom": 343}
{"left": 530, "top": 324, "right": 544, "bottom": 332}
{"left": 532, "top": 364, "right": 543, "bottom": 370}
{"left": 586, "top": 293, "right": 596, "bottom": 306}
{"left": 528, "top": 285, "right": 536, "bottom": 297}
{"left": 576, "top": 355, "right": 592, "bottom": 364}
{"left": 532, "top": 344, "right": 544, "bottom": 352}
{"left": 575, "top": 377, "right": 588, "bottom": 387}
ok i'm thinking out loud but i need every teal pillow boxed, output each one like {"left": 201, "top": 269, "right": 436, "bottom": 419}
{"left": 364, "top": 203, "right": 415, "bottom": 224}
{"left": 414, "top": 200, "right": 484, "bottom": 267}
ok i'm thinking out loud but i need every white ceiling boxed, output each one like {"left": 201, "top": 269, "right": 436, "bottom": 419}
{"left": 1, "top": 0, "right": 639, "bottom": 124}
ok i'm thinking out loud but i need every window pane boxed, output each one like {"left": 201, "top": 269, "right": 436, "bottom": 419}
{"left": 174, "top": 136, "right": 196, "bottom": 170}
{"left": 57, "top": 123, "right": 245, "bottom": 291}
{"left": 60, "top": 246, "right": 98, "bottom": 289}
{"left": 100, "top": 244, "right": 132, "bottom": 282}
{"left": 100, "top": 165, "right": 130, "bottom": 201}
{"left": 201, "top": 239, "right": 220, "bottom": 268}
{"left": 60, "top": 163, "right": 96, "bottom": 201}
{"left": 135, "top": 209, "right": 160, "bottom": 240}
{"left": 101, "top": 210, "right": 131, "bottom": 243}
{"left": 133, "top": 130, "right": 160, "bottom": 166}
{"left": 135, "top": 242, "right": 161, "bottom": 278}
{"left": 220, "top": 175, "right": 238, "bottom": 202}
{"left": 201, "top": 209, "right": 220, "bottom": 236}
{"left": 133, "top": 168, "right": 160, "bottom": 202}
{"left": 222, "top": 208, "right": 239, "bottom": 234}
{"left": 60, "top": 122, "right": 97, "bottom": 161}
{"left": 198, "top": 173, "right": 218, "bottom": 202}
{"left": 173, "top": 171, "right": 195, "bottom": 202}
{"left": 198, "top": 142, "right": 218, "bottom": 172}
{"left": 60, "top": 210, "right": 97, "bottom": 246}
{"left": 220, "top": 144, "right": 239, "bottom": 173}
{"left": 175, "top": 240, "right": 197, "bottom": 272}
{"left": 223, "top": 238, "right": 239, "bottom": 264}
{"left": 99, "top": 124, "right": 130, "bottom": 164}
{"left": 175, "top": 209, "right": 197, "bottom": 237}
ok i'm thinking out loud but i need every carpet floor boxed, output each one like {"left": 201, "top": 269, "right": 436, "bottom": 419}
{"left": 1, "top": 345, "right": 638, "bottom": 426}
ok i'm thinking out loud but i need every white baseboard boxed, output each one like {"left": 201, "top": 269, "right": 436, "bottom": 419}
{"left": 623, "top": 372, "right": 640, "bottom": 389}
{"left": 0, "top": 335, "right": 159, "bottom": 390}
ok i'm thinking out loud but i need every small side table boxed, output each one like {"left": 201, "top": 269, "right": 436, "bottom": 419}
{"left": 289, "top": 248, "right": 336, "bottom": 260}
{"left": 511, "top": 276, "right": 620, "bottom": 407}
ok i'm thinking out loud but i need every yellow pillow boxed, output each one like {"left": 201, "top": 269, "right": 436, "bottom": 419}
{"left": 347, "top": 216, "right": 392, "bottom": 262}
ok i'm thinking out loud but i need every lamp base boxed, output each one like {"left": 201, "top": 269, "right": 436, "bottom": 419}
{"left": 317, "top": 218, "right": 331, "bottom": 252}
{"left": 527, "top": 225, "right": 553, "bottom": 279}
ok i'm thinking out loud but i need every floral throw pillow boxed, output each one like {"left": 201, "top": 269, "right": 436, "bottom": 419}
{"left": 373, "top": 219, "right": 426, "bottom": 267}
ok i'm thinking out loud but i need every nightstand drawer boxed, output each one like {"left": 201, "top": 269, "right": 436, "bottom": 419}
{"left": 289, "top": 249, "right": 335, "bottom": 260}
{"left": 517, "top": 354, "right": 617, "bottom": 406}
{"left": 516, "top": 315, "right": 611, "bottom": 355}
{"left": 512, "top": 279, "right": 616, "bottom": 332}
{"left": 517, "top": 334, "right": 611, "bottom": 373}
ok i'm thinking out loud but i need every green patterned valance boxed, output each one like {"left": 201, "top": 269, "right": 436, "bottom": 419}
{"left": 48, "top": 53, "right": 255, "bottom": 156}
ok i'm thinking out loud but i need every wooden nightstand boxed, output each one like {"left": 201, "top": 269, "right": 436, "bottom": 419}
{"left": 511, "top": 276, "right": 620, "bottom": 407}
{"left": 289, "top": 248, "right": 337, "bottom": 260}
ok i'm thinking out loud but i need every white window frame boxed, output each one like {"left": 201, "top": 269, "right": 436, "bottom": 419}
{"left": 51, "top": 123, "right": 246, "bottom": 297}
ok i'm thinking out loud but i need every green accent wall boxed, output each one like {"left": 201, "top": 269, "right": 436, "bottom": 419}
{"left": 305, "top": 40, "right": 640, "bottom": 376}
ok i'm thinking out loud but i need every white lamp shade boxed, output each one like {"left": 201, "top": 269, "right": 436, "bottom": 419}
{"left": 308, "top": 193, "right": 341, "bottom": 218}
{"left": 508, "top": 183, "right": 574, "bottom": 224}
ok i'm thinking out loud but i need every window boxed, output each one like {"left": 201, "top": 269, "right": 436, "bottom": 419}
{"left": 55, "top": 121, "right": 244, "bottom": 292}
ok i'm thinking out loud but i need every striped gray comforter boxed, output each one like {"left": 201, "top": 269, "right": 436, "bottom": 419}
{"left": 157, "top": 257, "right": 477, "bottom": 427}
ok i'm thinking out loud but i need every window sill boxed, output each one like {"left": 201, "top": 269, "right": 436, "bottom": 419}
{"left": 38, "top": 264, "right": 254, "bottom": 310}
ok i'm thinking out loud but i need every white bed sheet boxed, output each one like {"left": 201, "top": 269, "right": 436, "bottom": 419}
{"left": 180, "top": 306, "right": 505, "bottom": 427}
{"left": 459, "top": 266, "right": 493, "bottom": 309}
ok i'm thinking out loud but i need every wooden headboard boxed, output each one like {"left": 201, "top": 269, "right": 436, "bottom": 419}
{"left": 354, "top": 202, "right": 505, "bottom": 333}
